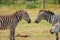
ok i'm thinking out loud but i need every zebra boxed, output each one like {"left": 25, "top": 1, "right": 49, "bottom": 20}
{"left": 0, "top": 10, "right": 31, "bottom": 40}
{"left": 35, "top": 10, "right": 60, "bottom": 40}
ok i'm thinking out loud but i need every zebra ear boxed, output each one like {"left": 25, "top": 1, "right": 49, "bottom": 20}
{"left": 23, "top": 10, "right": 26, "bottom": 13}
{"left": 39, "top": 10, "right": 43, "bottom": 12}
{"left": 39, "top": 10, "right": 45, "bottom": 12}
{"left": 16, "top": 11, "right": 18, "bottom": 13}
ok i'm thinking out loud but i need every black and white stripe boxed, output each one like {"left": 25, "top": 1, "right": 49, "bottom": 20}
{"left": 35, "top": 10, "right": 60, "bottom": 40}
{"left": 0, "top": 10, "right": 31, "bottom": 40}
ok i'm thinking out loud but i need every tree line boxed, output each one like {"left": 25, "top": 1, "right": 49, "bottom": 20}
{"left": 0, "top": 0, "right": 60, "bottom": 4}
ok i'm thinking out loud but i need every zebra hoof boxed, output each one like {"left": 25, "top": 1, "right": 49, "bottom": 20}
{"left": 56, "top": 38, "right": 59, "bottom": 40}
{"left": 10, "top": 38, "right": 15, "bottom": 40}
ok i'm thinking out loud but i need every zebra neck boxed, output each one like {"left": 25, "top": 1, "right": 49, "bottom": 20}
{"left": 47, "top": 18, "right": 51, "bottom": 23}
{"left": 47, "top": 15, "right": 52, "bottom": 23}
{"left": 13, "top": 13, "right": 20, "bottom": 22}
{"left": 16, "top": 15, "right": 20, "bottom": 22}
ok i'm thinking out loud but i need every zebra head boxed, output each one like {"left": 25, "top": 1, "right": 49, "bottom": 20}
{"left": 22, "top": 10, "right": 31, "bottom": 23}
{"left": 35, "top": 10, "right": 54, "bottom": 23}
{"left": 35, "top": 10, "right": 48, "bottom": 23}
{"left": 50, "top": 22, "right": 60, "bottom": 34}
{"left": 50, "top": 16, "right": 60, "bottom": 34}
{"left": 14, "top": 10, "right": 31, "bottom": 23}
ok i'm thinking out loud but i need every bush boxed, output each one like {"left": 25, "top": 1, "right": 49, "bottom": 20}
{"left": 25, "top": 2, "right": 38, "bottom": 9}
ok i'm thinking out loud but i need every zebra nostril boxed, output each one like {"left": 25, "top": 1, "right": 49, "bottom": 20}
{"left": 35, "top": 20, "right": 39, "bottom": 23}
{"left": 50, "top": 30, "right": 54, "bottom": 34}
{"left": 28, "top": 19, "right": 31, "bottom": 23}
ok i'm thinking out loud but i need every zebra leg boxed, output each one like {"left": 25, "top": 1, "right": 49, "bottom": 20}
{"left": 56, "top": 33, "right": 59, "bottom": 40}
{"left": 10, "top": 25, "right": 15, "bottom": 40}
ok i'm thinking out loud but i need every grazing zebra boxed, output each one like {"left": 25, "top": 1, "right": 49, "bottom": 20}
{"left": 0, "top": 10, "right": 31, "bottom": 40}
{"left": 35, "top": 10, "right": 60, "bottom": 40}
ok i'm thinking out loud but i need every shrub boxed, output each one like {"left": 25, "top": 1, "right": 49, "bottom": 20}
{"left": 25, "top": 2, "right": 38, "bottom": 9}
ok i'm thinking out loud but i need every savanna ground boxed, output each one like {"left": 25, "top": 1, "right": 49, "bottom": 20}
{"left": 0, "top": 6, "right": 60, "bottom": 40}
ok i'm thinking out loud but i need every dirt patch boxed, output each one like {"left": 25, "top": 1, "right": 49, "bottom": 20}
{"left": 15, "top": 34, "right": 30, "bottom": 38}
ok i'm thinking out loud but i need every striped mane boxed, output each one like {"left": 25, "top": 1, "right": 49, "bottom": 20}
{"left": 39, "top": 10, "right": 55, "bottom": 15}
{"left": 47, "top": 10, "right": 55, "bottom": 15}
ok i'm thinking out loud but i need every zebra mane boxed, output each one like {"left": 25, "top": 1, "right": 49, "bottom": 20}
{"left": 39, "top": 10, "right": 55, "bottom": 15}
{"left": 47, "top": 11, "right": 55, "bottom": 23}
{"left": 47, "top": 11, "right": 55, "bottom": 15}
{"left": 12, "top": 10, "right": 24, "bottom": 22}
{"left": 14, "top": 10, "right": 23, "bottom": 14}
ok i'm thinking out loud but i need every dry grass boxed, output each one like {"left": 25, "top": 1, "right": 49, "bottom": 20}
{"left": 0, "top": 7, "right": 60, "bottom": 40}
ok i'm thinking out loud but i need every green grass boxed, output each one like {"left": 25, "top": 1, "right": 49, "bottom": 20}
{"left": 0, "top": 7, "right": 60, "bottom": 40}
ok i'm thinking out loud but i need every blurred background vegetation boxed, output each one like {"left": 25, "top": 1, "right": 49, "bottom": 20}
{"left": 0, "top": 0, "right": 60, "bottom": 9}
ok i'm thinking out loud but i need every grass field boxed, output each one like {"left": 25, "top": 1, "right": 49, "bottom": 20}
{"left": 0, "top": 7, "right": 60, "bottom": 40}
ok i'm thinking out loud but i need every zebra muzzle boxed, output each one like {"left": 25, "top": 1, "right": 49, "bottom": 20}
{"left": 28, "top": 19, "right": 31, "bottom": 23}
{"left": 50, "top": 30, "right": 54, "bottom": 34}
